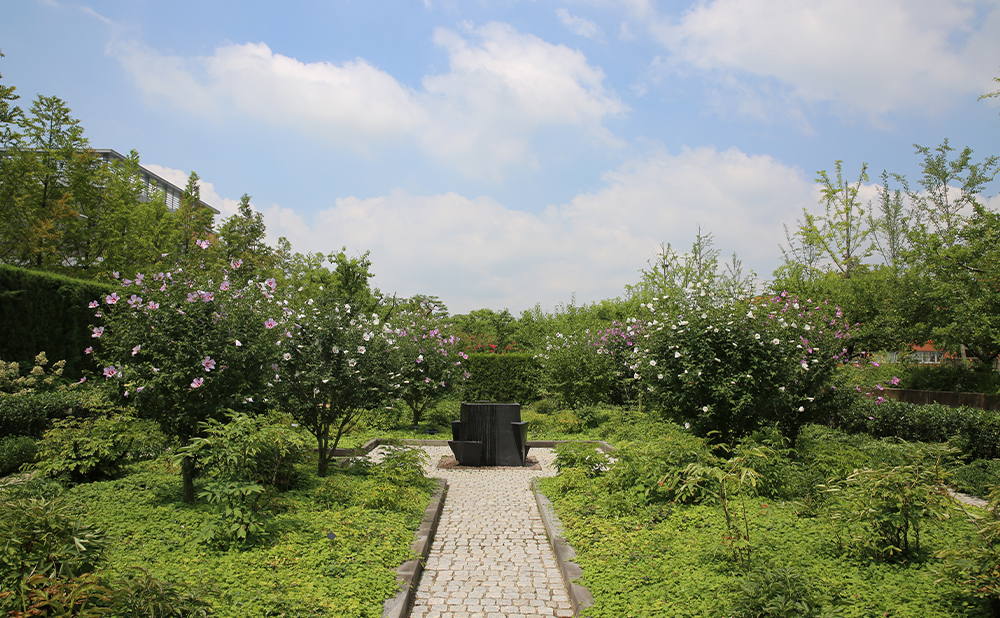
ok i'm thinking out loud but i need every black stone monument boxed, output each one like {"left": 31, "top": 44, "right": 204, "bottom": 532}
{"left": 448, "top": 402, "right": 530, "bottom": 466}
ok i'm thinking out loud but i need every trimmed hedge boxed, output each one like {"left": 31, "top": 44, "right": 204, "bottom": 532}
{"left": 0, "top": 388, "right": 123, "bottom": 439}
{"left": 836, "top": 398, "right": 1000, "bottom": 460}
{"left": 0, "top": 265, "right": 113, "bottom": 380}
{"left": 462, "top": 353, "right": 541, "bottom": 404}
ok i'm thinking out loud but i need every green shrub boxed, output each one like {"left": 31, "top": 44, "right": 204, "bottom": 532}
{"left": 373, "top": 444, "right": 432, "bottom": 490}
{"left": 819, "top": 442, "right": 955, "bottom": 560}
{"left": 314, "top": 474, "right": 357, "bottom": 507}
{"left": 0, "top": 435, "right": 37, "bottom": 476}
{"left": 729, "top": 566, "right": 838, "bottom": 618}
{"left": 950, "top": 459, "right": 1000, "bottom": 498}
{"left": 905, "top": 361, "right": 1000, "bottom": 394}
{"left": 837, "top": 397, "right": 1000, "bottom": 460}
{"left": 553, "top": 442, "right": 611, "bottom": 477}
{"left": 601, "top": 430, "right": 713, "bottom": 504}
{"left": 936, "top": 486, "right": 1000, "bottom": 614}
{"left": 33, "top": 414, "right": 166, "bottom": 482}
{"left": 106, "top": 567, "right": 214, "bottom": 618}
{"left": 0, "top": 387, "right": 124, "bottom": 439}
{"left": 424, "top": 399, "right": 460, "bottom": 429}
{"left": 176, "top": 412, "right": 309, "bottom": 545}
{"left": 462, "top": 352, "right": 540, "bottom": 403}
{"left": 0, "top": 496, "right": 108, "bottom": 590}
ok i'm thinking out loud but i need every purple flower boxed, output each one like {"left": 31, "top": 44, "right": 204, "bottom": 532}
{"left": 196, "top": 239, "right": 210, "bottom": 250}
{"left": 88, "top": 300, "right": 99, "bottom": 309}
{"left": 265, "top": 318, "right": 278, "bottom": 329}
{"left": 84, "top": 346, "right": 93, "bottom": 354}
{"left": 132, "top": 345, "right": 141, "bottom": 356}
{"left": 230, "top": 258, "right": 242, "bottom": 269}
{"left": 78, "top": 377, "right": 86, "bottom": 384}
{"left": 105, "top": 293, "right": 120, "bottom": 305}
{"left": 191, "top": 377, "right": 204, "bottom": 388}
{"left": 103, "top": 366, "right": 118, "bottom": 378}
{"left": 220, "top": 280, "right": 230, "bottom": 291}
{"left": 186, "top": 293, "right": 198, "bottom": 303}
{"left": 890, "top": 376, "right": 900, "bottom": 386}
{"left": 202, "top": 356, "right": 216, "bottom": 372}
{"left": 92, "top": 326, "right": 104, "bottom": 338}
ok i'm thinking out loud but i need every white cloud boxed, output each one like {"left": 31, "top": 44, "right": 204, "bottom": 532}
{"left": 649, "top": 0, "right": 1000, "bottom": 118}
{"left": 260, "top": 146, "right": 818, "bottom": 314}
{"left": 556, "top": 9, "right": 604, "bottom": 40}
{"left": 420, "top": 22, "right": 627, "bottom": 179}
{"left": 111, "top": 40, "right": 424, "bottom": 150}
{"left": 110, "top": 23, "right": 625, "bottom": 178}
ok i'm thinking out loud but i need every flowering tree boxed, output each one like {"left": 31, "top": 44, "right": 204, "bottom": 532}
{"left": 91, "top": 248, "right": 281, "bottom": 501}
{"left": 645, "top": 290, "right": 855, "bottom": 443}
{"left": 388, "top": 311, "right": 467, "bottom": 427}
{"left": 272, "top": 300, "right": 397, "bottom": 477}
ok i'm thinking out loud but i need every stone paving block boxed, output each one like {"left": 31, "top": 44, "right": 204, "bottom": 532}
{"left": 389, "top": 446, "right": 575, "bottom": 618}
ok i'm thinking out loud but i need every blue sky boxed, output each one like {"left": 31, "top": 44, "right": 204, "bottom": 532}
{"left": 3, "top": 0, "right": 999, "bottom": 314}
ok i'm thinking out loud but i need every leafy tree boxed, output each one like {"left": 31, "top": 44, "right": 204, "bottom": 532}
{"left": 867, "top": 169, "right": 912, "bottom": 270}
{"left": 272, "top": 299, "right": 396, "bottom": 477}
{"left": 93, "top": 247, "right": 277, "bottom": 502}
{"left": 0, "top": 49, "right": 22, "bottom": 150}
{"left": 902, "top": 139, "right": 998, "bottom": 239}
{"left": 800, "top": 162, "right": 873, "bottom": 278}
{"left": 217, "top": 194, "right": 276, "bottom": 280}
{"left": 905, "top": 203, "right": 1000, "bottom": 366}
{"left": 0, "top": 95, "right": 95, "bottom": 268}
{"left": 170, "top": 171, "right": 216, "bottom": 264}
{"left": 389, "top": 311, "right": 467, "bottom": 426}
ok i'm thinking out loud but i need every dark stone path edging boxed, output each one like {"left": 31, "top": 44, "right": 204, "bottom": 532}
{"left": 531, "top": 477, "right": 594, "bottom": 617}
{"left": 382, "top": 478, "right": 448, "bottom": 618}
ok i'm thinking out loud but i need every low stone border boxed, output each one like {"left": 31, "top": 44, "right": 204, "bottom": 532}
{"left": 531, "top": 478, "right": 594, "bottom": 617}
{"left": 342, "top": 437, "right": 617, "bottom": 457}
{"left": 382, "top": 478, "right": 448, "bottom": 618}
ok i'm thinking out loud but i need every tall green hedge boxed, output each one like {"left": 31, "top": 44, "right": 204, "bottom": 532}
{"left": 0, "top": 265, "right": 112, "bottom": 379}
{"left": 462, "top": 353, "right": 541, "bottom": 404}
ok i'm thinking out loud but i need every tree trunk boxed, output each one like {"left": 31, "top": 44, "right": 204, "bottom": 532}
{"left": 181, "top": 457, "right": 196, "bottom": 504}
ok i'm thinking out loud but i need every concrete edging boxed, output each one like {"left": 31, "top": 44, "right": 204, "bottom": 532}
{"left": 531, "top": 477, "right": 594, "bottom": 617}
{"left": 382, "top": 477, "right": 448, "bottom": 618}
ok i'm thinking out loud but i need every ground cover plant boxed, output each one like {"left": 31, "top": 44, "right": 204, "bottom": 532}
{"left": 1, "top": 437, "right": 436, "bottom": 618}
{"left": 539, "top": 422, "right": 999, "bottom": 617}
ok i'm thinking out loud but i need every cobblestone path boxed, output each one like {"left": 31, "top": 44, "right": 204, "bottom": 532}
{"left": 399, "top": 445, "right": 574, "bottom": 618}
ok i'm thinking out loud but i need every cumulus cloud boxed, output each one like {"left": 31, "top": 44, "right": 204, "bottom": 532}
{"left": 556, "top": 9, "right": 604, "bottom": 40}
{"left": 420, "top": 22, "right": 626, "bottom": 179}
{"left": 260, "top": 146, "right": 818, "bottom": 313}
{"left": 111, "top": 40, "right": 424, "bottom": 149}
{"left": 110, "top": 22, "right": 625, "bottom": 178}
{"left": 649, "top": 0, "right": 1000, "bottom": 119}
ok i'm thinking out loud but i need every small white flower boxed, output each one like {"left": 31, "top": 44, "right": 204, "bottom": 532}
{"left": 649, "top": 360, "right": 656, "bottom": 366}
{"left": 702, "top": 406, "right": 709, "bottom": 412}
{"left": 754, "top": 333, "right": 761, "bottom": 340}
{"left": 772, "top": 339, "right": 780, "bottom": 345}
{"left": 283, "top": 353, "right": 291, "bottom": 360}
{"left": 798, "top": 406, "right": 805, "bottom": 412}
{"left": 675, "top": 351, "right": 681, "bottom": 358}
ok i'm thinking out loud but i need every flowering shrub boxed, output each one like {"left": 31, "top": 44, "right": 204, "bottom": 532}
{"left": 645, "top": 290, "right": 855, "bottom": 442}
{"left": 388, "top": 311, "right": 467, "bottom": 426}
{"left": 90, "top": 245, "right": 282, "bottom": 500}
{"left": 272, "top": 299, "right": 397, "bottom": 476}
{"left": 535, "top": 328, "right": 614, "bottom": 409}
